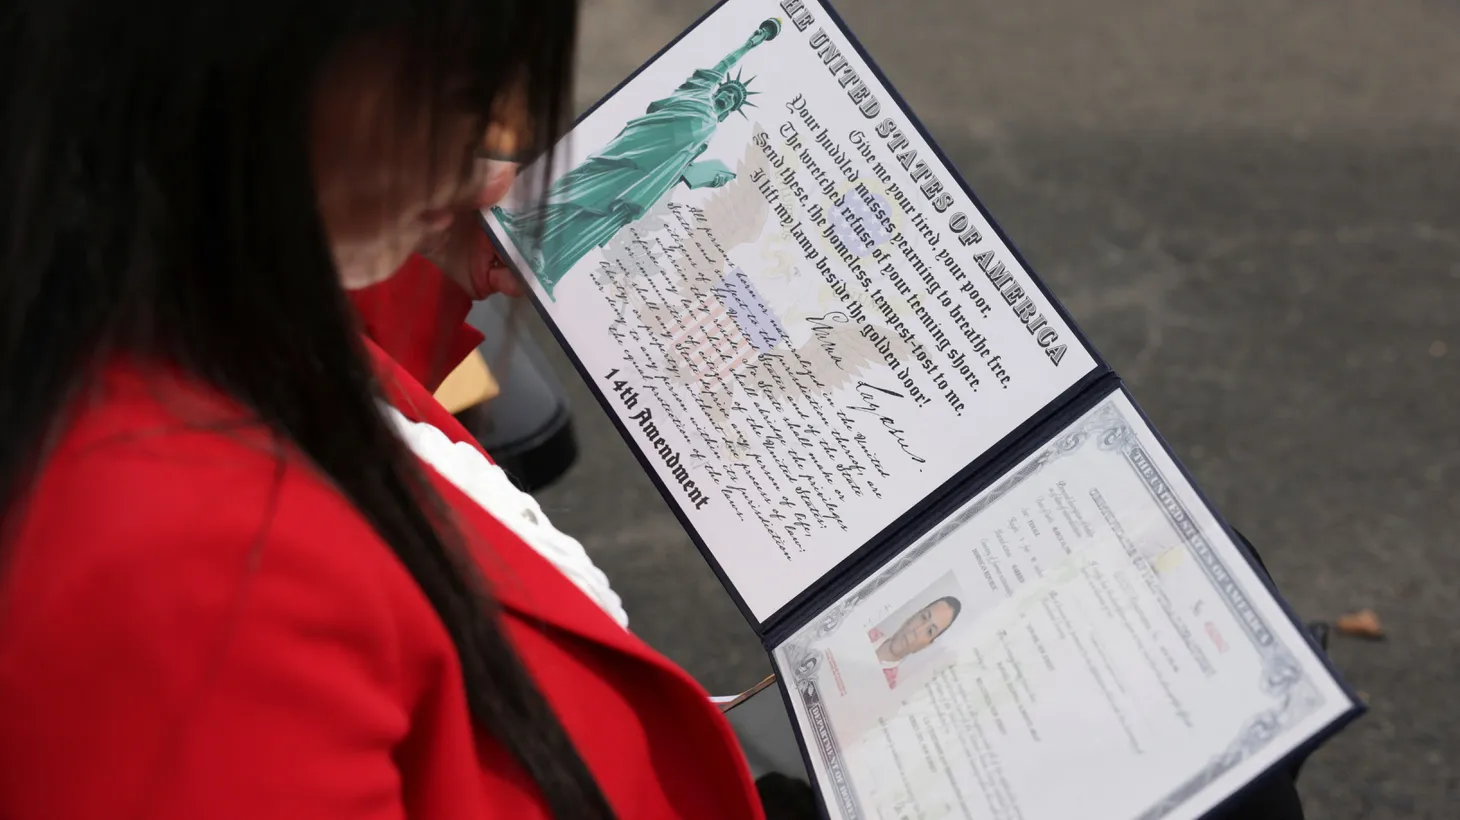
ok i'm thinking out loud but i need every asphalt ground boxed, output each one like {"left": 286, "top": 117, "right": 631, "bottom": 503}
{"left": 523, "top": 1, "right": 1460, "bottom": 816}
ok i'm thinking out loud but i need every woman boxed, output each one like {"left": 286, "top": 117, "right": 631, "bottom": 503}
{"left": 0, "top": 1, "right": 764, "bottom": 818}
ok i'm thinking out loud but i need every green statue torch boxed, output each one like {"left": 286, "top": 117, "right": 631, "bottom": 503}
{"left": 494, "top": 18, "right": 783, "bottom": 300}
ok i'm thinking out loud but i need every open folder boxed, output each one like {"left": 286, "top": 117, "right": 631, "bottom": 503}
{"left": 481, "top": 2, "right": 1363, "bottom": 817}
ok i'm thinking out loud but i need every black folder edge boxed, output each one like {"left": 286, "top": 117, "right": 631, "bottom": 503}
{"left": 766, "top": 376, "right": 1365, "bottom": 820}
{"left": 475, "top": 0, "right": 1364, "bottom": 814}
{"left": 479, "top": 0, "right": 1108, "bottom": 635}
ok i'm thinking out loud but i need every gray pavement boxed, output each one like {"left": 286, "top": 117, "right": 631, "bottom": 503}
{"left": 528, "top": 1, "right": 1460, "bottom": 816}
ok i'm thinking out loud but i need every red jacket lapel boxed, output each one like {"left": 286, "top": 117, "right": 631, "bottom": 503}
{"left": 353, "top": 255, "right": 485, "bottom": 393}
{"left": 363, "top": 337, "right": 695, "bottom": 683}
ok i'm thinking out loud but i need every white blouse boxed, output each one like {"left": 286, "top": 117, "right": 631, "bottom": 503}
{"left": 382, "top": 405, "right": 629, "bottom": 629}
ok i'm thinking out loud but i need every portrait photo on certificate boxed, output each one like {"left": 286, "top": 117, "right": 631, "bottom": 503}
{"left": 864, "top": 571, "right": 966, "bottom": 693}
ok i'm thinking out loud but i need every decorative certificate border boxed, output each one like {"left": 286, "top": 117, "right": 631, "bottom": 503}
{"left": 776, "top": 392, "right": 1327, "bottom": 820}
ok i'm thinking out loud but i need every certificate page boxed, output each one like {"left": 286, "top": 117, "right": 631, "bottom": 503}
{"left": 486, "top": 0, "right": 1098, "bottom": 621}
{"left": 774, "top": 390, "right": 1356, "bottom": 820}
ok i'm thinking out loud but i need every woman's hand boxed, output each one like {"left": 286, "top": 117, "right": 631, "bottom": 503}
{"left": 415, "top": 159, "right": 525, "bottom": 300}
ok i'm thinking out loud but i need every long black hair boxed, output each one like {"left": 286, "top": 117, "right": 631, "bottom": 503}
{"left": 0, "top": 1, "right": 612, "bottom": 816}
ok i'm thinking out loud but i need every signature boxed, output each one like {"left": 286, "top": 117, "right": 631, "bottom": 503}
{"left": 846, "top": 381, "right": 926, "bottom": 465}
{"left": 806, "top": 312, "right": 850, "bottom": 370}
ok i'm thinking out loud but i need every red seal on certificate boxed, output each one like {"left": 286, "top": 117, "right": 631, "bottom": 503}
{"left": 867, "top": 627, "right": 883, "bottom": 641}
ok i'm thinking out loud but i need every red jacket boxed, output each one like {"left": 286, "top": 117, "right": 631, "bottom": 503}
{"left": 0, "top": 257, "right": 764, "bottom": 819}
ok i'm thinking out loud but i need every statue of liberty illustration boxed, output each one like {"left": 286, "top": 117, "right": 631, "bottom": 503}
{"left": 493, "top": 18, "right": 783, "bottom": 300}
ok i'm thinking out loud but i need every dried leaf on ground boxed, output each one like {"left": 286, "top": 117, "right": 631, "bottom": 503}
{"left": 1335, "top": 608, "right": 1385, "bottom": 640}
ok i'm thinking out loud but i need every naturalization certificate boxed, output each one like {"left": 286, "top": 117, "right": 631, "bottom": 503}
{"left": 774, "top": 390, "right": 1351, "bottom": 820}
